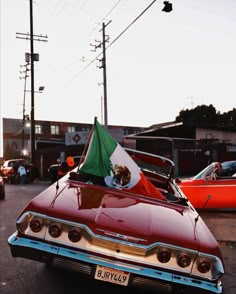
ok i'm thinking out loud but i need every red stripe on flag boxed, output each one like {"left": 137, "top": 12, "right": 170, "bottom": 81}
{"left": 124, "top": 173, "right": 166, "bottom": 200}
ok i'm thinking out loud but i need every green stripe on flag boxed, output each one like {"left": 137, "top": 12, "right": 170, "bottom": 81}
{"left": 79, "top": 120, "right": 117, "bottom": 177}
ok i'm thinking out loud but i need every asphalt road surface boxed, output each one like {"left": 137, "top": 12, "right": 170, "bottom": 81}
{"left": 0, "top": 182, "right": 235, "bottom": 294}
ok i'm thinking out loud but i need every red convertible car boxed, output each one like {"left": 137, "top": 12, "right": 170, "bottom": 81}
{"left": 8, "top": 119, "right": 224, "bottom": 294}
{"left": 176, "top": 161, "right": 236, "bottom": 210}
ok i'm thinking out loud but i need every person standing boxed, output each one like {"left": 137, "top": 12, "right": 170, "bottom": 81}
{"left": 17, "top": 161, "right": 27, "bottom": 184}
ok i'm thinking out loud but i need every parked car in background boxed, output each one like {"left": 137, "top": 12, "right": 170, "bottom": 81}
{"left": 48, "top": 156, "right": 81, "bottom": 183}
{"left": 0, "top": 175, "right": 5, "bottom": 200}
{"left": 47, "top": 162, "right": 60, "bottom": 183}
{"left": 0, "top": 159, "right": 24, "bottom": 183}
{"left": 0, "top": 159, "right": 35, "bottom": 184}
{"left": 8, "top": 119, "right": 225, "bottom": 294}
{"left": 176, "top": 160, "right": 236, "bottom": 210}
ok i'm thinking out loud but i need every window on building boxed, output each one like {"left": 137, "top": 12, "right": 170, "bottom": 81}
{"left": 67, "top": 126, "right": 76, "bottom": 133}
{"left": 35, "top": 124, "right": 42, "bottom": 134}
{"left": 51, "top": 125, "right": 60, "bottom": 135}
{"left": 81, "top": 127, "right": 90, "bottom": 132}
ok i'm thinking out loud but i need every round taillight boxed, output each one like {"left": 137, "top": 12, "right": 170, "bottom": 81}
{"left": 177, "top": 254, "right": 191, "bottom": 268}
{"left": 48, "top": 224, "right": 62, "bottom": 238}
{"left": 30, "top": 218, "right": 43, "bottom": 233}
{"left": 157, "top": 249, "right": 171, "bottom": 263}
{"left": 198, "top": 260, "right": 211, "bottom": 273}
{"left": 68, "top": 229, "right": 82, "bottom": 242}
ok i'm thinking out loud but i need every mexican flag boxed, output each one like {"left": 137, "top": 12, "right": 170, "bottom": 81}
{"left": 78, "top": 118, "right": 165, "bottom": 200}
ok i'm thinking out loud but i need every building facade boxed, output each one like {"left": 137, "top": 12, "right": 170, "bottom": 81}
{"left": 125, "top": 122, "right": 236, "bottom": 176}
{"left": 2, "top": 118, "right": 146, "bottom": 179}
{"left": 2, "top": 118, "right": 236, "bottom": 179}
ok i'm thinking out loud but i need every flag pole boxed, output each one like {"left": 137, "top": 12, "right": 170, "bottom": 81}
{"left": 78, "top": 117, "right": 97, "bottom": 168}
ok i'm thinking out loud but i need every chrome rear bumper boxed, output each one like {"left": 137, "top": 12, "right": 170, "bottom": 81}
{"left": 8, "top": 232, "right": 223, "bottom": 294}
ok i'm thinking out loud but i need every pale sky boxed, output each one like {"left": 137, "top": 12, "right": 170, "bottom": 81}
{"left": 1, "top": 0, "right": 236, "bottom": 130}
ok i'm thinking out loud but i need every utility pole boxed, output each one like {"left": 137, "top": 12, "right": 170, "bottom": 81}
{"left": 16, "top": 0, "right": 48, "bottom": 165}
{"left": 90, "top": 21, "right": 111, "bottom": 128}
{"left": 19, "top": 63, "right": 30, "bottom": 152}
{"left": 101, "top": 22, "right": 108, "bottom": 128}
{"left": 29, "top": 0, "right": 35, "bottom": 165}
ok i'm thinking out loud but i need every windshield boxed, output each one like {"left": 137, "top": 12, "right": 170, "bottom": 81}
{"left": 125, "top": 148, "right": 174, "bottom": 179}
{"left": 192, "top": 162, "right": 219, "bottom": 180}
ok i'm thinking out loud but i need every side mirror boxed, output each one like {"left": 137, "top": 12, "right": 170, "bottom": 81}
{"left": 175, "top": 178, "right": 181, "bottom": 184}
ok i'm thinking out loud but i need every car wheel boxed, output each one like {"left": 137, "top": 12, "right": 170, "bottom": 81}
{"left": 6, "top": 175, "right": 11, "bottom": 184}
{"left": 9, "top": 175, "right": 15, "bottom": 184}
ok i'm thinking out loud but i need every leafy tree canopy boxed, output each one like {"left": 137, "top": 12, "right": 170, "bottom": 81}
{"left": 176, "top": 105, "right": 236, "bottom": 130}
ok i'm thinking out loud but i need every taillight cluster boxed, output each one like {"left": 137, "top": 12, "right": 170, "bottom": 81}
{"left": 29, "top": 217, "right": 82, "bottom": 243}
{"left": 157, "top": 248, "right": 211, "bottom": 274}
{"left": 48, "top": 224, "right": 62, "bottom": 238}
{"left": 157, "top": 249, "right": 171, "bottom": 263}
{"left": 177, "top": 254, "right": 191, "bottom": 268}
{"left": 25, "top": 213, "right": 215, "bottom": 278}
{"left": 68, "top": 229, "right": 82, "bottom": 242}
{"left": 197, "top": 259, "right": 211, "bottom": 273}
{"left": 30, "top": 218, "right": 43, "bottom": 233}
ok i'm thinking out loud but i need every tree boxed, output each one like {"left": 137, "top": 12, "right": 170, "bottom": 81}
{"left": 176, "top": 105, "right": 236, "bottom": 130}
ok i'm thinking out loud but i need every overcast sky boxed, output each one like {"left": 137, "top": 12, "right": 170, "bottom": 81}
{"left": 1, "top": 0, "right": 236, "bottom": 130}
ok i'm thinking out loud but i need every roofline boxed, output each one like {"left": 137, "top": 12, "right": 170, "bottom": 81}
{"left": 144, "top": 121, "right": 183, "bottom": 134}
{"left": 124, "top": 135, "right": 196, "bottom": 141}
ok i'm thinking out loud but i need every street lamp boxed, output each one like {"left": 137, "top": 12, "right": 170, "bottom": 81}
{"left": 21, "top": 115, "right": 30, "bottom": 156}
{"left": 29, "top": 87, "right": 44, "bottom": 160}
{"left": 22, "top": 86, "right": 44, "bottom": 159}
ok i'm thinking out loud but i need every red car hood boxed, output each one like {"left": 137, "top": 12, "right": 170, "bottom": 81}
{"left": 23, "top": 179, "right": 218, "bottom": 253}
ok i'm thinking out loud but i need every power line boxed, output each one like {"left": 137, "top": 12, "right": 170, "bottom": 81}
{"left": 88, "top": 0, "right": 122, "bottom": 37}
{"left": 52, "top": 1, "right": 122, "bottom": 74}
{"left": 107, "top": 0, "right": 157, "bottom": 49}
{"left": 72, "top": 0, "right": 158, "bottom": 79}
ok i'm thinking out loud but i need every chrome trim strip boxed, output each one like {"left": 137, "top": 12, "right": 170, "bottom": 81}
{"left": 8, "top": 233, "right": 222, "bottom": 293}
{"left": 96, "top": 228, "right": 147, "bottom": 242}
{"left": 16, "top": 211, "right": 198, "bottom": 251}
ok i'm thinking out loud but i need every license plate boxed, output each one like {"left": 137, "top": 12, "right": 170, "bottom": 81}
{"left": 94, "top": 265, "right": 130, "bottom": 286}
